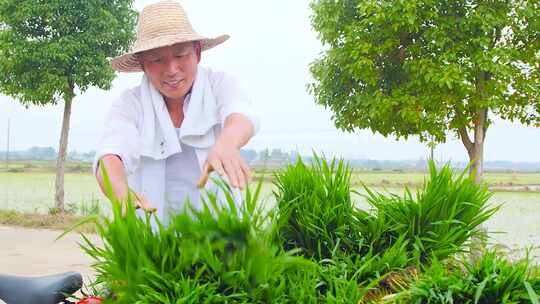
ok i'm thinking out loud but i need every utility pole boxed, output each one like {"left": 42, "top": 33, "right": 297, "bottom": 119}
{"left": 5, "top": 118, "right": 10, "bottom": 169}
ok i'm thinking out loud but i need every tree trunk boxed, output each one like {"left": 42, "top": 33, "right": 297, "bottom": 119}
{"left": 458, "top": 108, "right": 487, "bottom": 184}
{"left": 466, "top": 71, "right": 490, "bottom": 184}
{"left": 54, "top": 85, "right": 74, "bottom": 212}
{"left": 471, "top": 108, "right": 487, "bottom": 184}
{"left": 459, "top": 108, "right": 488, "bottom": 262}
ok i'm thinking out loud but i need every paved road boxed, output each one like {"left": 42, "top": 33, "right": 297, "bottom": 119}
{"left": 0, "top": 225, "right": 99, "bottom": 279}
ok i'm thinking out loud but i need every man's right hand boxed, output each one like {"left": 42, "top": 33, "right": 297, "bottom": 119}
{"left": 96, "top": 154, "right": 155, "bottom": 215}
{"left": 128, "top": 189, "right": 156, "bottom": 213}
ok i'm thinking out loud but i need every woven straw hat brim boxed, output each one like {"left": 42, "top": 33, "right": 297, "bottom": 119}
{"left": 112, "top": 34, "right": 229, "bottom": 73}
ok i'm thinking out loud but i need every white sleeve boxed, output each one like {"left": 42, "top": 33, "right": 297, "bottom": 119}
{"left": 212, "top": 72, "right": 260, "bottom": 134}
{"left": 93, "top": 90, "right": 142, "bottom": 176}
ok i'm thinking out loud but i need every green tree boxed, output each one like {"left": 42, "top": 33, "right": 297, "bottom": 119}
{"left": 309, "top": 0, "right": 539, "bottom": 183}
{"left": 0, "top": 0, "right": 137, "bottom": 211}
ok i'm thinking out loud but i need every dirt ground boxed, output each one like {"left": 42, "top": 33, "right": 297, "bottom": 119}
{"left": 0, "top": 225, "right": 99, "bottom": 280}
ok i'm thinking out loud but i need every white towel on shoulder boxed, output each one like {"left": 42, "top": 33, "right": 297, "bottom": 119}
{"left": 139, "top": 66, "right": 219, "bottom": 160}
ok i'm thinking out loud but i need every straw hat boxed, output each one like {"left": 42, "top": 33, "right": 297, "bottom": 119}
{"left": 112, "top": 0, "right": 229, "bottom": 72}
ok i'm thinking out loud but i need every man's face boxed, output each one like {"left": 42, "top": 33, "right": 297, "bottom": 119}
{"left": 139, "top": 41, "right": 201, "bottom": 103}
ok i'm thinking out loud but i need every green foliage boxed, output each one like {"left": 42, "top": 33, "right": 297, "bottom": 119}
{"left": 272, "top": 155, "right": 360, "bottom": 260}
{"left": 361, "top": 162, "right": 500, "bottom": 263}
{"left": 271, "top": 156, "right": 501, "bottom": 302}
{"left": 49, "top": 197, "right": 103, "bottom": 216}
{"left": 64, "top": 202, "right": 80, "bottom": 215}
{"left": 79, "top": 155, "right": 534, "bottom": 303}
{"left": 83, "top": 177, "right": 319, "bottom": 303}
{"left": 391, "top": 250, "right": 540, "bottom": 303}
{"left": 48, "top": 206, "right": 61, "bottom": 215}
{"left": 79, "top": 199, "right": 103, "bottom": 217}
{"left": 309, "top": 0, "right": 539, "bottom": 142}
{"left": 0, "top": 0, "right": 137, "bottom": 104}
{"left": 273, "top": 156, "right": 497, "bottom": 265}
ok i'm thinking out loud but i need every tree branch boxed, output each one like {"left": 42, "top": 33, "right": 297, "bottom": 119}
{"left": 458, "top": 126, "right": 474, "bottom": 156}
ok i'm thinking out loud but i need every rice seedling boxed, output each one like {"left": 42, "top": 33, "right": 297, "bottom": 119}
{"left": 272, "top": 154, "right": 360, "bottom": 260}
{"left": 80, "top": 169, "right": 318, "bottom": 303}
{"left": 72, "top": 157, "right": 525, "bottom": 303}
{"left": 361, "top": 161, "right": 500, "bottom": 263}
{"left": 390, "top": 249, "right": 540, "bottom": 303}
{"left": 271, "top": 156, "right": 504, "bottom": 303}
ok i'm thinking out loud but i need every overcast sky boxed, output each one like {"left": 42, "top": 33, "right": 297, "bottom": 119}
{"left": 0, "top": 0, "right": 538, "bottom": 162}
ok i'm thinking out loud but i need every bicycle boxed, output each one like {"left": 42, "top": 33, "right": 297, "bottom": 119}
{"left": 0, "top": 271, "right": 102, "bottom": 304}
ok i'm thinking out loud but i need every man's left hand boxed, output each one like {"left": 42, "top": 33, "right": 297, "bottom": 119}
{"left": 197, "top": 142, "right": 251, "bottom": 189}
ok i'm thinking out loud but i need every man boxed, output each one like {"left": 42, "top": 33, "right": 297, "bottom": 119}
{"left": 93, "top": 0, "right": 259, "bottom": 223}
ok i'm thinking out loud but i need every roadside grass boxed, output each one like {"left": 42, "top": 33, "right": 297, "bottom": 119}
{"left": 0, "top": 160, "right": 92, "bottom": 173}
{"left": 0, "top": 209, "right": 97, "bottom": 233}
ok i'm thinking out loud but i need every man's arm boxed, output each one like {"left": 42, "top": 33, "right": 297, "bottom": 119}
{"left": 197, "top": 113, "right": 254, "bottom": 189}
{"left": 96, "top": 154, "right": 152, "bottom": 210}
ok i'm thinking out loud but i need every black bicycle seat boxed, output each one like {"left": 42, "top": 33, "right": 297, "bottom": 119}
{"left": 0, "top": 271, "right": 82, "bottom": 304}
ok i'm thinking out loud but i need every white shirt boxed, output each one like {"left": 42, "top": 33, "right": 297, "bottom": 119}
{"left": 93, "top": 66, "right": 259, "bottom": 225}
{"left": 163, "top": 130, "right": 201, "bottom": 222}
